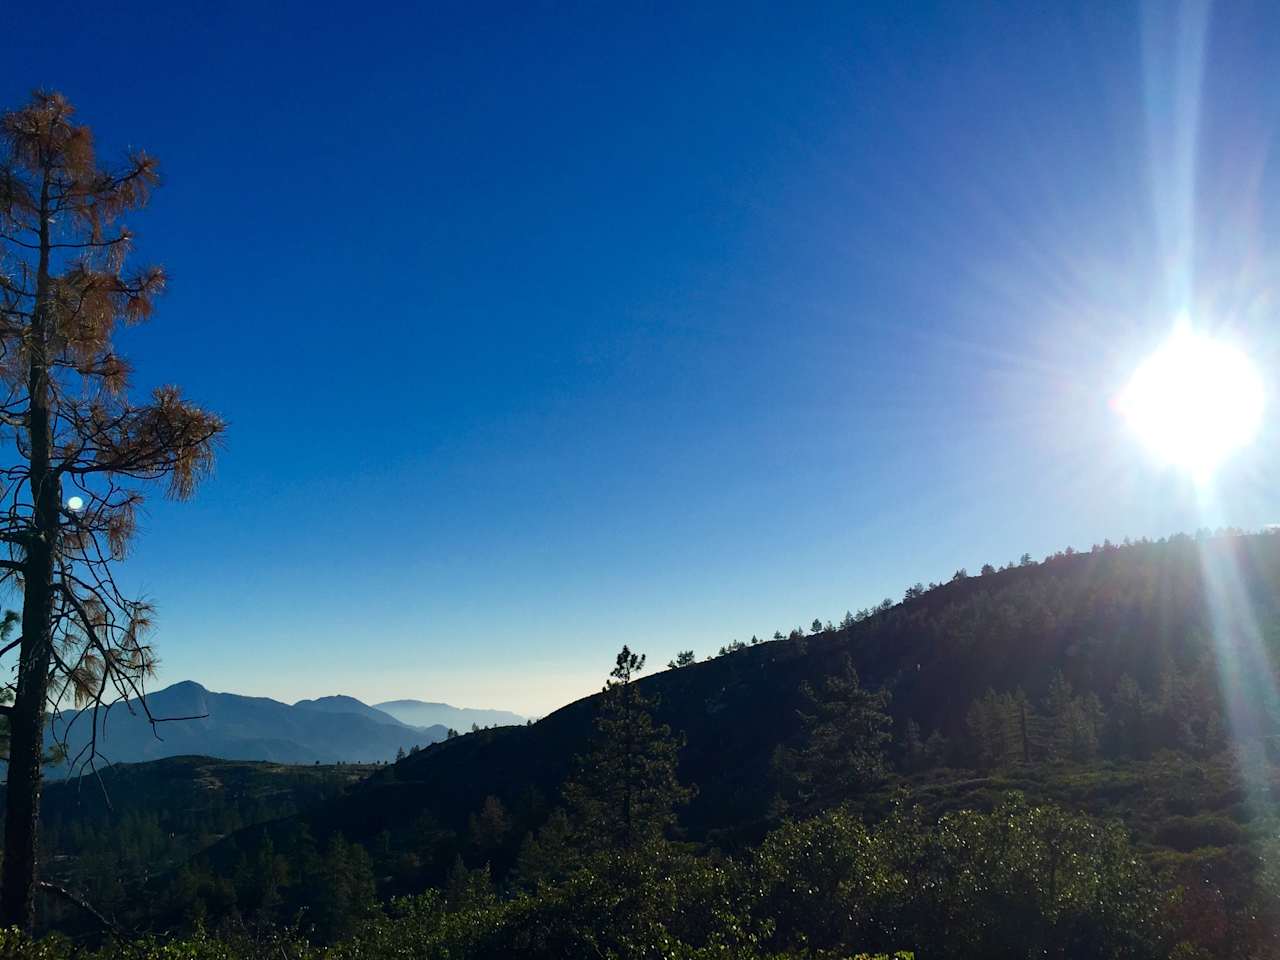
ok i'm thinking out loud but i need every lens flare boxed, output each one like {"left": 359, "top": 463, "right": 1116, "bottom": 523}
{"left": 1116, "top": 329, "right": 1264, "bottom": 483}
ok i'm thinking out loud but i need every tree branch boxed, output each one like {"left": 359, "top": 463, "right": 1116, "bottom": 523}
{"left": 35, "top": 880, "right": 127, "bottom": 937}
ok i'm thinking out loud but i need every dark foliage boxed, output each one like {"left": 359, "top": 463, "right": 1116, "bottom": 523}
{"left": 7, "top": 533, "right": 1280, "bottom": 958}
{"left": 561, "top": 647, "right": 694, "bottom": 852}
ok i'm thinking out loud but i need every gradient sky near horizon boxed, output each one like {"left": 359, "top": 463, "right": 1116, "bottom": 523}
{"left": 5, "top": 1, "right": 1280, "bottom": 716}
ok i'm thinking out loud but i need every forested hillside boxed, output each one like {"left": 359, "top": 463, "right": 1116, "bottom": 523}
{"left": 34, "top": 531, "right": 1280, "bottom": 958}
{"left": 20, "top": 758, "right": 374, "bottom": 935}
{"left": 294, "top": 531, "right": 1280, "bottom": 845}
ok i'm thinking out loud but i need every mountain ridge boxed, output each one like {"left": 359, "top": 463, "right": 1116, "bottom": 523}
{"left": 47, "top": 681, "right": 450, "bottom": 773}
{"left": 373, "top": 699, "right": 526, "bottom": 730}
{"left": 292, "top": 695, "right": 408, "bottom": 728}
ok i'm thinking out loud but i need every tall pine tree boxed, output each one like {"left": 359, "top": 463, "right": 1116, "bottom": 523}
{"left": 562, "top": 646, "right": 693, "bottom": 851}
{"left": 0, "top": 92, "right": 223, "bottom": 928}
{"left": 776, "top": 655, "right": 892, "bottom": 809}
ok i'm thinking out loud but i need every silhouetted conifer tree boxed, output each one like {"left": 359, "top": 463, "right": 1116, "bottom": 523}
{"left": 444, "top": 855, "right": 495, "bottom": 912}
{"left": 902, "top": 717, "right": 925, "bottom": 772}
{"left": 561, "top": 646, "right": 693, "bottom": 850}
{"left": 0, "top": 91, "right": 224, "bottom": 929}
{"left": 776, "top": 655, "right": 891, "bottom": 808}
{"left": 513, "top": 807, "right": 576, "bottom": 890}
{"left": 469, "top": 795, "right": 511, "bottom": 853}
{"left": 1107, "top": 673, "right": 1156, "bottom": 757}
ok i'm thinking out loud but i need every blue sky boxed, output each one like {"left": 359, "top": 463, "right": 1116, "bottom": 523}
{"left": 6, "top": 1, "right": 1279, "bottom": 715}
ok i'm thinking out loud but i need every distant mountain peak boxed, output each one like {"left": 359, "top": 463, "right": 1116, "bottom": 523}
{"left": 161, "top": 680, "right": 208, "bottom": 693}
{"left": 292, "top": 695, "right": 408, "bottom": 728}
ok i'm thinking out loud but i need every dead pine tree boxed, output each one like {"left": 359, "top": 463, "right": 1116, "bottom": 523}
{"left": 0, "top": 90, "right": 224, "bottom": 930}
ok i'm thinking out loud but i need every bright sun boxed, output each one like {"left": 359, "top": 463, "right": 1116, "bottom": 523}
{"left": 1117, "top": 329, "right": 1265, "bottom": 483}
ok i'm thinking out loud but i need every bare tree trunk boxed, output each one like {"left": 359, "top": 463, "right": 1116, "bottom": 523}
{"left": 622, "top": 682, "right": 635, "bottom": 849}
{"left": 2, "top": 526, "right": 55, "bottom": 931}
{"left": 0, "top": 174, "right": 58, "bottom": 932}
{"left": 1020, "top": 699, "right": 1030, "bottom": 764}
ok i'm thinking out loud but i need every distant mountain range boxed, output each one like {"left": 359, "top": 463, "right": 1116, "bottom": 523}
{"left": 292, "top": 695, "right": 406, "bottom": 726}
{"left": 373, "top": 700, "right": 527, "bottom": 730}
{"left": 42, "top": 682, "right": 518, "bottom": 774}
